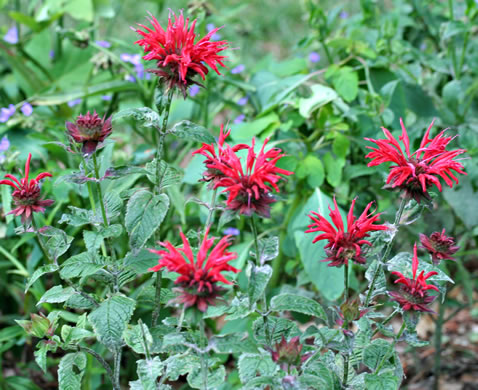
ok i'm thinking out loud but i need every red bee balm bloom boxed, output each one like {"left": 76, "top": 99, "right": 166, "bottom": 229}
{"left": 149, "top": 229, "right": 239, "bottom": 312}
{"left": 268, "top": 336, "right": 312, "bottom": 371}
{"left": 193, "top": 125, "right": 248, "bottom": 187}
{"left": 419, "top": 229, "right": 459, "bottom": 265}
{"left": 206, "top": 138, "right": 292, "bottom": 217}
{"left": 306, "top": 197, "right": 387, "bottom": 267}
{"left": 66, "top": 111, "right": 112, "bottom": 155}
{"left": 0, "top": 153, "right": 53, "bottom": 223}
{"left": 389, "top": 244, "right": 439, "bottom": 313}
{"left": 134, "top": 12, "right": 228, "bottom": 97}
{"left": 365, "top": 119, "right": 466, "bottom": 202}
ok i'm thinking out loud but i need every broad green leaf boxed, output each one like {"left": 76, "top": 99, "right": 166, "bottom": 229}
{"left": 364, "top": 260, "right": 387, "bottom": 300}
{"left": 83, "top": 224, "right": 123, "bottom": 253}
{"left": 211, "top": 333, "right": 257, "bottom": 354}
{"left": 229, "top": 113, "right": 280, "bottom": 141}
{"left": 63, "top": 0, "right": 94, "bottom": 21}
{"left": 187, "top": 365, "right": 226, "bottom": 389}
{"left": 298, "top": 84, "right": 338, "bottom": 118}
{"left": 60, "top": 252, "right": 106, "bottom": 279}
{"left": 88, "top": 295, "right": 136, "bottom": 351}
{"left": 243, "top": 376, "right": 282, "bottom": 389}
{"left": 59, "top": 206, "right": 99, "bottom": 227}
{"left": 125, "top": 190, "right": 169, "bottom": 249}
{"left": 364, "top": 371, "right": 399, "bottom": 390}
{"left": 145, "top": 159, "right": 183, "bottom": 190}
{"left": 40, "top": 227, "right": 74, "bottom": 262}
{"left": 323, "top": 152, "right": 345, "bottom": 187}
{"left": 443, "top": 178, "right": 478, "bottom": 230}
{"left": 61, "top": 325, "right": 94, "bottom": 344}
{"left": 34, "top": 340, "right": 57, "bottom": 374}
{"left": 163, "top": 354, "right": 201, "bottom": 381}
{"left": 362, "top": 339, "right": 391, "bottom": 370}
{"left": 295, "top": 155, "right": 325, "bottom": 188}
{"left": 253, "top": 316, "right": 300, "bottom": 344}
{"left": 58, "top": 353, "right": 87, "bottom": 390}
{"left": 37, "top": 286, "right": 74, "bottom": 305}
{"left": 404, "top": 330, "right": 429, "bottom": 347}
{"left": 247, "top": 263, "right": 272, "bottom": 305}
{"left": 169, "top": 120, "right": 215, "bottom": 143}
{"left": 135, "top": 357, "right": 163, "bottom": 390}
{"left": 252, "top": 236, "right": 280, "bottom": 264}
{"left": 113, "top": 107, "right": 160, "bottom": 128}
{"left": 124, "top": 323, "right": 153, "bottom": 355}
{"left": 270, "top": 293, "right": 327, "bottom": 321}
{"left": 330, "top": 66, "right": 359, "bottom": 102}
{"left": 238, "top": 353, "right": 277, "bottom": 384}
{"left": 25, "top": 264, "right": 59, "bottom": 293}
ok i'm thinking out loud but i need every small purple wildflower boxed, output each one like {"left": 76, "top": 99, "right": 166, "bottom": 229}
{"left": 49, "top": 50, "right": 55, "bottom": 59}
{"left": 0, "top": 104, "right": 16, "bottom": 123}
{"left": 237, "top": 97, "right": 248, "bottom": 106}
{"left": 95, "top": 40, "right": 111, "bottom": 48}
{"left": 21, "top": 102, "right": 33, "bottom": 117}
{"left": 206, "top": 23, "right": 221, "bottom": 41}
{"left": 233, "top": 114, "right": 245, "bottom": 124}
{"left": 223, "top": 227, "right": 240, "bottom": 236}
{"left": 231, "top": 64, "right": 245, "bottom": 74}
{"left": 309, "top": 52, "right": 320, "bottom": 63}
{"left": 125, "top": 74, "right": 136, "bottom": 82}
{"left": 420, "top": 42, "right": 427, "bottom": 51}
{"left": 340, "top": 11, "right": 349, "bottom": 19}
{"left": 0, "top": 136, "right": 10, "bottom": 163}
{"left": 189, "top": 85, "right": 200, "bottom": 97}
{"left": 67, "top": 98, "right": 82, "bottom": 108}
{"left": 4, "top": 27, "right": 18, "bottom": 45}
{"left": 101, "top": 95, "right": 112, "bottom": 101}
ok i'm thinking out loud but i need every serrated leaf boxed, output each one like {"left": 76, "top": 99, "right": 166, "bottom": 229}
{"left": 404, "top": 330, "right": 429, "bottom": 347}
{"left": 125, "top": 190, "right": 169, "bottom": 249}
{"left": 364, "top": 371, "right": 399, "bottom": 390}
{"left": 38, "top": 286, "right": 75, "bottom": 305}
{"left": 243, "top": 376, "right": 282, "bottom": 389}
{"left": 25, "top": 264, "right": 59, "bottom": 293}
{"left": 83, "top": 224, "right": 123, "bottom": 253}
{"left": 58, "top": 352, "right": 87, "bottom": 390}
{"left": 113, "top": 107, "right": 160, "bottom": 128}
{"left": 88, "top": 295, "right": 136, "bottom": 351}
{"left": 187, "top": 364, "right": 226, "bottom": 389}
{"left": 270, "top": 293, "right": 327, "bottom": 321}
{"left": 363, "top": 339, "right": 391, "bottom": 370}
{"left": 253, "top": 316, "right": 300, "bottom": 344}
{"left": 40, "top": 227, "right": 74, "bottom": 262}
{"left": 124, "top": 323, "right": 154, "bottom": 355}
{"left": 238, "top": 353, "right": 277, "bottom": 383}
{"left": 211, "top": 333, "right": 257, "bottom": 354}
{"left": 224, "top": 295, "right": 255, "bottom": 320}
{"left": 34, "top": 340, "right": 57, "bottom": 374}
{"left": 365, "top": 260, "right": 387, "bottom": 300}
{"left": 59, "top": 206, "right": 99, "bottom": 227}
{"left": 60, "top": 252, "right": 106, "bottom": 279}
{"left": 169, "top": 120, "right": 215, "bottom": 143}
{"left": 135, "top": 357, "right": 163, "bottom": 390}
{"left": 247, "top": 263, "right": 272, "bottom": 305}
{"left": 61, "top": 325, "right": 94, "bottom": 344}
{"left": 163, "top": 354, "right": 201, "bottom": 381}
{"left": 251, "top": 236, "right": 279, "bottom": 264}
{"left": 145, "top": 159, "right": 183, "bottom": 190}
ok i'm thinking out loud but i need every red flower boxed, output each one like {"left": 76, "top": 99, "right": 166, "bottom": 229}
{"left": 268, "top": 336, "right": 312, "bottom": 371}
{"left": 419, "top": 229, "right": 459, "bottom": 265}
{"left": 149, "top": 228, "right": 239, "bottom": 312}
{"left": 389, "top": 243, "right": 439, "bottom": 313}
{"left": 134, "top": 11, "right": 228, "bottom": 97}
{"left": 365, "top": 118, "right": 467, "bottom": 202}
{"left": 192, "top": 125, "right": 248, "bottom": 187}
{"left": 306, "top": 197, "right": 387, "bottom": 267}
{"left": 66, "top": 111, "right": 112, "bottom": 155}
{"left": 0, "top": 153, "right": 53, "bottom": 223}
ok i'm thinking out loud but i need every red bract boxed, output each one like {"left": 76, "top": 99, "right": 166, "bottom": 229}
{"left": 365, "top": 119, "right": 467, "bottom": 202}
{"left": 306, "top": 197, "right": 387, "bottom": 267}
{"left": 389, "top": 244, "right": 439, "bottom": 313}
{"left": 134, "top": 11, "right": 228, "bottom": 97}
{"left": 192, "top": 125, "right": 248, "bottom": 187}
{"left": 268, "top": 336, "right": 312, "bottom": 371}
{"left": 66, "top": 111, "right": 112, "bottom": 155}
{"left": 419, "top": 229, "right": 459, "bottom": 265}
{"left": 208, "top": 138, "right": 293, "bottom": 217}
{"left": 149, "top": 228, "right": 239, "bottom": 312}
{"left": 0, "top": 153, "right": 53, "bottom": 223}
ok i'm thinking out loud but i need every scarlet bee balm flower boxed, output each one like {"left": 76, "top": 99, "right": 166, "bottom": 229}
{"left": 365, "top": 118, "right": 466, "bottom": 202}
{"left": 389, "top": 244, "right": 439, "bottom": 313}
{"left": 0, "top": 153, "right": 53, "bottom": 223}
{"left": 419, "top": 229, "right": 459, "bottom": 265}
{"left": 134, "top": 12, "right": 228, "bottom": 97}
{"left": 66, "top": 111, "right": 112, "bottom": 155}
{"left": 306, "top": 197, "right": 387, "bottom": 267}
{"left": 149, "top": 228, "right": 239, "bottom": 312}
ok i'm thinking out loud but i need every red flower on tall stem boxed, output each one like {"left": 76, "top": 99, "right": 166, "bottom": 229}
{"left": 268, "top": 336, "right": 312, "bottom": 371}
{"left": 389, "top": 243, "right": 439, "bottom": 313}
{"left": 134, "top": 11, "right": 228, "bottom": 97}
{"left": 365, "top": 118, "right": 466, "bottom": 202}
{"left": 306, "top": 197, "right": 387, "bottom": 267}
{"left": 419, "top": 229, "right": 459, "bottom": 265}
{"left": 66, "top": 111, "right": 112, "bottom": 155}
{"left": 0, "top": 153, "right": 53, "bottom": 223}
{"left": 149, "top": 228, "right": 239, "bottom": 312}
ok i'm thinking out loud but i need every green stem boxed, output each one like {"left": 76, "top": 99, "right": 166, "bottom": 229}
{"left": 375, "top": 321, "right": 406, "bottom": 374}
{"left": 433, "top": 300, "right": 445, "bottom": 390}
{"left": 92, "top": 152, "right": 108, "bottom": 227}
{"left": 199, "top": 318, "right": 208, "bottom": 390}
{"left": 448, "top": 0, "right": 459, "bottom": 78}
{"left": 204, "top": 188, "right": 218, "bottom": 230}
{"left": 344, "top": 263, "right": 349, "bottom": 302}
{"left": 151, "top": 271, "right": 162, "bottom": 327}
{"left": 372, "top": 309, "right": 399, "bottom": 337}
{"left": 343, "top": 354, "right": 349, "bottom": 387}
{"left": 250, "top": 216, "right": 260, "bottom": 266}
{"left": 78, "top": 346, "right": 115, "bottom": 388}
{"left": 31, "top": 218, "right": 55, "bottom": 265}
{"left": 457, "top": 31, "right": 469, "bottom": 79}
{"left": 113, "top": 348, "right": 122, "bottom": 390}
{"left": 138, "top": 319, "right": 151, "bottom": 360}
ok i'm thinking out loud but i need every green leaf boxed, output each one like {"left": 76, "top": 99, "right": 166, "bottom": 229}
{"left": 169, "top": 120, "right": 215, "bottom": 143}
{"left": 299, "top": 84, "right": 338, "bottom": 118}
{"left": 37, "top": 286, "right": 75, "bottom": 305}
{"left": 211, "top": 333, "right": 257, "bottom": 354}
{"left": 364, "top": 371, "right": 399, "bottom": 390}
{"left": 295, "top": 155, "right": 325, "bottom": 188}
{"left": 244, "top": 376, "right": 282, "bottom": 389}
{"left": 332, "top": 133, "right": 350, "bottom": 159}
{"left": 88, "top": 295, "right": 136, "bottom": 351}
{"left": 363, "top": 339, "right": 391, "bottom": 370}
{"left": 83, "top": 224, "right": 123, "bottom": 253}
{"left": 59, "top": 206, "right": 99, "bottom": 227}
{"left": 253, "top": 236, "right": 280, "bottom": 264}
{"left": 323, "top": 152, "right": 345, "bottom": 187}
{"left": 163, "top": 354, "right": 201, "bottom": 381}
{"left": 443, "top": 178, "right": 478, "bottom": 230}
{"left": 61, "top": 325, "right": 94, "bottom": 344}
{"left": 40, "top": 227, "right": 74, "bottom": 262}
{"left": 58, "top": 352, "right": 87, "bottom": 390}
{"left": 25, "top": 264, "right": 59, "bottom": 293}
{"left": 238, "top": 353, "right": 277, "bottom": 384}
{"left": 135, "top": 357, "right": 163, "bottom": 390}
{"left": 124, "top": 323, "right": 154, "bottom": 355}
{"left": 34, "top": 340, "right": 57, "bottom": 374}
{"left": 253, "top": 316, "right": 300, "bottom": 344}
{"left": 113, "top": 107, "right": 160, "bottom": 128}
{"left": 247, "top": 263, "right": 272, "bottom": 305}
{"left": 63, "top": 0, "right": 94, "bottom": 21}
{"left": 187, "top": 365, "right": 226, "bottom": 389}
{"left": 330, "top": 66, "right": 359, "bottom": 102}
{"left": 365, "top": 260, "right": 387, "bottom": 300}
{"left": 60, "top": 252, "right": 106, "bottom": 279}
{"left": 270, "top": 293, "right": 327, "bottom": 321}
{"left": 145, "top": 159, "right": 183, "bottom": 190}
{"left": 404, "top": 330, "right": 429, "bottom": 347}
{"left": 125, "top": 190, "right": 169, "bottom": 249}
{"left": 229, "top": 113, "right": 280, "bottom": 141}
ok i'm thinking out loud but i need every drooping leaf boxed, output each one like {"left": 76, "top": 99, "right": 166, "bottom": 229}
{"left": 270, "top": 293, "right": 327, "bottom": 321}
{"left": 60, "top": 252, "right": 106, "bottom": 279}
{"left": 25, "top": 264, "right": 59, "bottom": 293}
{"left": 113, "top": 107, "right": 161, "bottom": 128}
{"left": 37, "top": 286, "right": 75, "bottom": 305}
{"left": 169, "top": 120, "right": 215, "bottom": 143}
{"left": 247, "top": 263, "right": 272, "bottom": 305}
{"left": 39, "top": 227, "right": 74, "bottom": 262}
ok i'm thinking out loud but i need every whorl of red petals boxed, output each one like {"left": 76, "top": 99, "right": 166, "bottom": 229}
{"left": 419, "top": 229, "right": 459, "bottom": 265}
{"left": 65, "top": 111, "right": 112, "bottom": 155}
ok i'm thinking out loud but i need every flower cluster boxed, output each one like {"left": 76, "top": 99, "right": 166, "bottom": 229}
{"left": 268, "top": 336, "right": 312, "bottom": 371}
{"left": 66, "top": 111, "right": 112, "bottom": 155}
{"left": 365, "top": 118, "right": 466, "bottom": 202}
{"left": 306, "top": 197, "right": 387, "bottom": 267}
{"left": 0, "top": 153, "right": 53, "bottom": 223}
{"left": 389, "top": 244, "right": 439, "bottom": 313}
{"left": 419, "top": 229, "right": 459, "bottom": 265}
{"left": 134, "top": 12, "right": 228, "bottom": 97}
{"left": 149, "top": 228, "right": 239, "bottom": 312}
{"left": 194, "top": 130, "right": 292, "bottom": 217}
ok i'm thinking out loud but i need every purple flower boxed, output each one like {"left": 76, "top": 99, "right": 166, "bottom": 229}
{"left": 0, "top": 104, "right": 16, "bottom": 123}
{"left": 95, "top": 40, "right": 111, "bottom": 48}
{"left": 340, "top": 11, "right": 349, "bottom": 19}
{"left": 120, "top": 53, "right": 132, "bottom": 62}
{"left": 49, "top": 50, "right": 55, "bottom": 59}
{"left": 233, "top": 114, "right": 245, "bottom": 124}
{"left": 223, "top": 227, "right": 240, "bottom": 236}
{"left": 0, "top": 136, "right": 10, "bottom": 163}
{"left": 231, "top": 64, "right": 245, "bottom": 74}
{"left": 189, "top": 85, "right": 200, "bottom": 97}
{"left": 4, "top": 27, "right": 18, "bottom": 45}
{"left": 237, "top": 97, "right": 248, "bottom": 106}
{"left": 67, "top": 98, "right": 82, "bottom": 108}
{"left": 125, "top": 74, "right": 136, "bottom": 82}
{"left": 309, "top": 52, "right": 320, "bottom": 63}
{"left": 101, "top": 95, "right": 112, "bottom": 101}
{"left": 21, "top": 102, "right": 33, "bottom": 116}
{"left": 205, "top": 24, "right": 221, "bottom": 41}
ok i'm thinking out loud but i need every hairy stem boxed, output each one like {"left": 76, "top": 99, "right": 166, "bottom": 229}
{"left": 31, "top": 218, "right": 55, "bottom": 266}
{"left": 92, "top": 152, "right": 108, "bottom": 227}
{"left": 151, "top": 271, "right": 162, "bottom": 327}
{"left": 199, "top": 318, "right": 208, "bottom": 390}
{"left": 375, "top": 321, "right": 406, "bottom": 374}
{"left": 204, "top": 188, "right": 218, "bottom": 230}
{"left": 433, "top": 299, "right": 445, "bottom": 390}
{"left": 344, "top": 263, "right": 349, "bottom": 302}
{"left": 372, "top": 309, "right": 399, "bottom": 337}
{"left": 113, "top": 348, "right": 122, "bottom": 390}
{"left": 78, "top": 346, "right": 116, "bottom": 388}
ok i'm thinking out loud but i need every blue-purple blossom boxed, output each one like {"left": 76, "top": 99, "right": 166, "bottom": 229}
{"left": 4, "top": 27, "right": 18, "bottom": 44}
{"left": 189, "top": 85, "right": 200, "bottom": 97}
{"left": 101, "top": 95, "right": 112, "bottom": 101}
{"left": 231, "top": 64, "right": 245, "bottom": 74}
{"left": 340, "top": 11, "right": 349, "bottom": 19}
{"left": 67, "top": 98, "right": 82, "bottom": 108}
{"left": 21, "top": 103, "right": 33, "bottom": 117}
{"left": 234, "top": 114, "right": 245, "bottom": 124}
{"left": 0, "top": 104, "right": 16, "bottom": 123}
{"left": 0, "top": 136, "right": 10, "bottom": 163}
{"left": 96, "top": 40, "right": 111, "bottom": 48}
{"left": 49, "top": 50, "right": 55, "bottom": 59}
{"left": 206, "top": 23, "right": 221, "bottom": 41}
{"left": 121, "top": 53, "right": 150, "bottom": 81}
{"left": 237, "top": 97, "right": 248, "bottom": 106}
{"left": 223, "top": 227, "right": 240, "bottom": 236}
{"left": 309, "top": 52, "right": 320, "bottom": 63}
